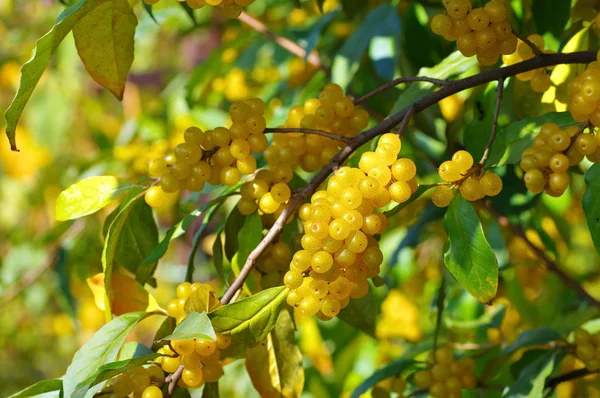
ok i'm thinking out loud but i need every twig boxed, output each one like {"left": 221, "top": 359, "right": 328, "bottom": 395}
{"left": 354, "top": 77, "right": 451, "bottom": 105}
{"left": 396, "top": 106, "right": 415, "bottom": 138}
{"left": 479, "top": 77, "right": 504, "bottom": 166}
{"left": 165, "top": 365, "right": 184, "bottom": 398}
{"left": 570, "top": 121, "right": 591, "bottom": 145}
{"left": 264, "top": 127, "right": 351, "bottom": 143}
{"left": 512, "top": 30, "right": 544, "bottom": 56}
{"left": 544, "top": 368, "right": 597, "bottom": 397}
{"left": 237, "top": 12, "right": 324, "bottom": 71}
{"left": 480, "top": 202, "right": 600, "bottom": 309}
{"left": 220, "top": 51, "right": 597, "bottom": 305}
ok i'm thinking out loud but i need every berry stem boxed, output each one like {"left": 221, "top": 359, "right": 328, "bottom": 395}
{"left": 165, "top": 365, "right": 184, "bottom": 398}
{"left": 512, "top": 29, "right": 544, "bottom": 56}
{"left": 353, "top": 77, "right": 451, "bottom": 105}
{"left": 569, "top": 121, "right": 592, "bottom": 145}
{"left": 479, "top": 77, "right": 505, "bottom": 166}
{"left": 263, "top": 127, "right": 351, "bottom": 143}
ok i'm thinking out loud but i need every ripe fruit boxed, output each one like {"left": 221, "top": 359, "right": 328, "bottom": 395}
{"left": 503, "top": 36, "right": 555, "bottom": 93}
{"left": 414, "top": 348, "right": 478, "bottom": 397}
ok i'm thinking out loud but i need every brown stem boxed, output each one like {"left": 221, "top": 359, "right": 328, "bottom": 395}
{"left": 354, "top": 77, "right": 451, "bottom": 105}
{"left": 512, "top": 30, "right": 544, "bottom": 56}
{"left": 570, "top": 121, "right": 591, "bottom": 145}
{"left": 165, "top": 365, "right": 184, "bottom": 397}
{"left": 479, "top": 77, "right": 505, "bottom": 166}
{"left": 544, "top": 368, "right": 597, "bottom": 397}
{"left": 220, "top": 51, "right": 597, "bottom": 306}
{"left": 264, "top": 127, "right": 350, "bottom": 142}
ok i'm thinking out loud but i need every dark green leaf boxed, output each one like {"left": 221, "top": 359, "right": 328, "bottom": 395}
{"left": 532, "top": 0, "right": 570, "bottom": 39}
{"left": 212, "top": 232, "right": 226, "bottom": 283}
{"left": 503, "top": 328, "right": 562, "bottom": 355}
{"left": 350, "top": 358, "right": 417, "bottom": 398}
{"left": 464, "top": 81, "right": 503, "bottom": 160}
{"left": 338, "top": 284, "right": 378, "bottom": 337}
{"left": 178, "top": 0, "right": 196, "bottom": 24}
{"left": 304, "top": 10, "right": 339, "bottom": 59}
{"left": 8, "top": 380, "right": 63, "bottom": 398}
{"left": 443, "top": 196, "right": 498, "bottom": 304}
{"left": 584, "top": 164, "right": 600, "bottom": 256}
{"left": 142, "top": 2, "right": 158, "bottom": 24}
{"left": 237, "top": 212, "right": 263, "bottom": 266}
{"left": 224, "top": 207, "right": 245, "bottom": 262}
{"left": 503, "top": 350, "right": 558, "bottom": 397}
{"left": 209, "top": 287, "right": 289, "bottom": 344}
{"left": 202, "top": 382, "right": 219, "bottom": 398}
{"left": 158, "top": 312, "right": 216, "bottom": 342}
{"left": 186, "top": 204, "right": 223, "bottom": 283}
{"left": 152, "top": 317, "right": 176, "bottom": 350}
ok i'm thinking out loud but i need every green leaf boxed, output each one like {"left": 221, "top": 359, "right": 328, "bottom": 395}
{"left": 584, "top": 164, "right": 600, "bottom": 256}
{"left": 503, "top": 328, "right": 562, "bottom": 355}
{"left": 503, "top": 350, "right": 558, "bottom": 397}
{"left": 487, "top": 112, "right": 577, "bottom": 167}
{"left": 350, "top": 358, "right": 417, "bottom": 398}
{"left": 56, "top": 176, "right": 123, "bottom": 221}
{"left": 224, "top": 207, "right": 246, "bottom": 262}
{"left": 230, "top": 212, "right": 263, "bottom": 294}
{"left": 158, "top": 312, "right": 216, "bottom": 342}
{"left": 209, "top": 287, "right": 289, "bottom": 344}
{"left": 532, "top": 0, "right": 570, "bottom": 40}
{"left": 338, "top": 284, "right": 378, "bottom": 337}
{"left": 8, "top": 380, "right": 63, "bottom": 398}
{"left": 303, "top": 10, "right": 339, "bottom": 59}
{"left": 464, "top": 81, "right": 503, "bottom": 160}
{"left": 245, "top": 309, "right": 304, "bottom": 398}
{"left": 3, "top": 0, "right": 104, "bottom": 150}
{"left": 212, "top": 231, "right": 225, "bottom": 283}
{"left": 72, "top": 0, "right": 137, "bottom": 99}
{"left": 202, "top": 382, "right": 219, "bottom": 398}
{"left": 443, "top": 196, "right": 498, "bottom": 304}
{"left": 63, "top": 312, "right": 151, "bottom": 398}
{"left": 186, "top": 204, "right": 223, "bottom": 283}
{"left": 72, "top": 354, "right": 159, "bottom": 398}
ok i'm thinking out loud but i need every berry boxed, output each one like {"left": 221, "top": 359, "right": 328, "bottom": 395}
{"left": 432, "top": 185, "right": 455, "bottom": 208}
{"left": 142, "top": 386, "right": 163, "bottom": 398}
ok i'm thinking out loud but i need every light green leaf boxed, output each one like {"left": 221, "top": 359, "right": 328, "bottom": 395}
{"left": 8, "top": 380, "right": 62, "bottom": 398}
{"left": 231, "top": 212, "right": 262, "bottom": 294}
{"left": 584, "top": 164, "right": 600, "bottom": 256}
{"left": 158, "top": 312, "right": 216, "bottom": 342}
{"left": 209, "top": 287, "right": 289, "bottom": 344}
{"left": 502, "top": 350, "right": 558, "bottom": 397}
{"left": 443, "top": 196, "right": 498, "bottom": 304}
{"left": 56, "top": 176, "right": 123, "bottom": 221}
{"left": 63, "top": 312, "right": 151, "bottom": 398}
{"left": 338, "top": 284, "right": 378, "bottom": 337}
{"left": 351, "top": 358, "right": 417, "bottom": 398}
{"left": 503, "top": 328, "right": 562, "bottom": 355}
{"left": 72, "top": 0, "right": 137, "bottom": 99}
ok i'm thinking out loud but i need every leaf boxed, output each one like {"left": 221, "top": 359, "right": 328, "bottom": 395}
{"left": 87, "top": 272, "right": 160, "bottom": 316}
{"left": 350, "top": 358, "right": 417, "bottom": 398}
{"left": 73, "top": 0, "right": 137, "bottom": 99}
{"left": 464, "top": 81, "right": 503, "bottom": 160}
{"left": 503, "top": 328, "right": 562, "bottom": 355}
{"left": 72, "top": 354, "right": 159, "bottom": 398}
{"left": 212, "top": 232, "right": 226, "bottom": 283}
{"left": 231, "top": 212, "right": 263, "bottom": 294}
{"left": 502, "top": 350, "right": 558, "bottom": 397}
{"left": 331, "top": 4, "right": 401, "bottom": 88}
{"left": 158, "top": 312, "right": 216, "bottom": 342}
{"left": 184, "top": 284, "right": 222, "bottom": 315}
{"left": 532, "top": 0, "right": 570, "bottom": 40}
{"left": 303, "top": 10, "right": 339, "bottom": 59}
{"left": 224, "top": 207, "right": 246, "bottom": 262}
{"left": 487, "top": 112, "right": 577, "bottom": 166}
{"left": 3, "top": 0, "right": 104, "bottom": 151}
{"left": 8, "top": 380, "right": 63, "bottom": 398}
{"left": 56, "top": 176, "right": 123, "bottom": 221}
{"left": 202, "top": 382, "right": 219, "bottom": 398}
{"left": 443, "top": 196, "right": 498, "bottom": 304}
{"left": 186, "top": 203, "right": 223, "bottom": 283}
{"left": 63, "top": 312, "right": 151, "bottom": 398}
{"left": 209, "top": 287, "right": 289, "bottom": 344}
{"left": 246, "top": 309, "right": 304, "bottom": 398}
{"left": 584, "top": 164, "right": 600, "bottom": 256}
{"left": 338, "top": 283, "right": 378, "bottom": 337}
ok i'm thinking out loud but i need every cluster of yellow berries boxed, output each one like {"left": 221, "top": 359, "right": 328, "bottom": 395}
{"left": 370, "top": 377, "right": 407, "bottom": 398}
{"left": 503, "top": 35, "right": 555, "bottom": 93}
{"left": 144, "top": 98, "right": 267, "bottom": 208}
{"left": 101, "top": 365, "right": 165, "bottom": 398}
{"left": 237, "top": 169, "right": 293, "bottom": 216}
{"left": 573, "top": 328, "right": 600, "bottom": 371}
{"left": 269, "top": 83, "right": 369, "bottom": 172}
{"left": 568, "top": 51, "right": 600, "bottom": 125}
{"left": 284, "top": 133, "right": 416, "bottom": 320}
{"left": 520, "top": 123, "right": 598, "bottom": 196}
{"left": 432, "top": 150, "right": 502, "bottom": 207}
{"left": 430, "top": 0, "right": 518, "bottom": 65}
{"left": 412, "top": 347, "right": 477, "bottom": 398}
{"left": 159, "top": 283, "right": 231, "bottom": 388}
{"left": 255, "top": 240, "right": 293, "bottom": 289}
{"left": 144, "top": 0, "right": 254, "bottom": 18}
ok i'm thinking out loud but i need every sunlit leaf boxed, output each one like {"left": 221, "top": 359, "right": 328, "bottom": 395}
{"left": 502, "top": 350, "right": 558, "bottom": 397}
{"left": 56, "top": 176, "right": 123, "bottom": 221}
{"left": 87, "top": 272, "right": 160, "bottom": 316}
{"left": 158, "top": 312, "right": 216, "bottom": 342}
{"left": 7, "top": 380, "right": 62, "bottom": 398}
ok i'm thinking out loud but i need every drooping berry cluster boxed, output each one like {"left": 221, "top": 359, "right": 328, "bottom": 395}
{"left": 284, "top": 134, "right": 416, "bottom": 320}
{"left": 573, "top": 328, "right": 600, "bottom": 371}
{"left": 99, "top": 365, "right": 165, "bottom": 398}
{"left": 430, "top": 0, "right": 517, "bottom": 65}
{"left": 432, "top": 150, "right": 502, "bottom": 207}
{"left": 143, "top": 0, "right": 254, "bottom": 18}
{"left": 520, "top": 123, "right": 598, "bottom": 196}
{"left": 144, "top": 98, "right": 267, "bottom": 208}
{"left": 567, "top": 51, "right": 600, "bottom": 125}
{"left": 412, "top": 347, "right": 478, "bottom": 398}
{"left": 502, "top": 35, "right": 555, "bottom": 93}
{"left": 238, "top": 169, "right": 293, "bottom": 216}
{"left": 160, "top": 283, "right": 231, "bottom": 388}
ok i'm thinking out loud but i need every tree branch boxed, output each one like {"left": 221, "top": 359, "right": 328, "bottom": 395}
{"left": 354, "top": 76, "right": 451, "bottom": 105}
{"left": 165, "top": 365, "right": 184, "bottom": 398}
{"left": 544, "top": 368, "right": 597, "bottom": 397}
{"left": 220, "top": 51, "right": 597, "bottom": 305}
{"left": 479, "top": 77, "right": 504, "bottom": 166}
{"left": 512, "top": 29, "right": 544, "bottom": 56}
{"left": 264, "top": 127, "right": 351, "bottom": 143}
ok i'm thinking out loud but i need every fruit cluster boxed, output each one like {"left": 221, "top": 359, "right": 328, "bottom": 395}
{"left": 430, "top": 0, "right": 518, "bottom": 65}
{"left": 100, "top": 365, "right": 165, "bottom": 398}
{"left": 159, "top": 283, "right": 231, "bottom": 388}
{"left": 502, "top": 35, "right": 555, "bottom": 93}
{"left": 567, "top": 51, "right": 600, "bottom": 125}
{"left": 237, "top": 169, "right": 293, "bottom": 216}
{"left": 255, "top": 240, "right": 293, "bottom": 289}
{"left": 144, "top": 98, "right": 267, "bottom": 208}
{"left": 573, "top": 328, "right": 600, "bottom": 371}
{"left": 370, "top": 376, "right": 407, "bottom": 398}
{"left": 432, "top": 150, "right": 503, "bottom": 207}
{"left": 520, "top": 123, "right": 598, "bottom": 196}
{"left": 269, "top": 83, "right": 369, "bottom": 173}
{"left": 412, "top": 347, "right": 478, "bottom": 398}
{"left": 144, "top": 0, "right": 254, "bottom": 18}
{"left": 284, "top": 133, "right": 416, "bottom": 320}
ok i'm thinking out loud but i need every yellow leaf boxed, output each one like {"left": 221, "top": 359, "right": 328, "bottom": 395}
{"left": 184, "top": 284, "right": 222, "bottom": 314}
{"left": 87, "top": 272, "right": 160, "bottom": 315}
{"left": 297, "top": 315, "right": 333, "bottom": 376}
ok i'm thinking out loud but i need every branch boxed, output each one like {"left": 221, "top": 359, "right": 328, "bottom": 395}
{"left": 480, "top": 202, "right": 600, "bottom": 308}
{"left": 544, "top": 368, "right": 597, "bottom": 397}
{"left": 264, "top": 127, "right": 351, "bottom": 143}
{"left": 354, "top": 76, "right": 451, "bottom": 105}
{"left": 396, "top": 105, "right": 415, "bottom": 137}
{"left": 512, "top": 30, "right": 544, "bottom": 56}
{"left": 220, "top": 51, "right": 597, "bottom": 305}
{"left": 570, "top": 121, "right": 591, "bottom": 145}
{"left": 165, "top": 365, "right": 184, "bottom": 398}
{"left": 479, "top": 77, "right": 504, "bottom": 166}
{"left": 237, "top": 12, "right": 324, "bottom": 71}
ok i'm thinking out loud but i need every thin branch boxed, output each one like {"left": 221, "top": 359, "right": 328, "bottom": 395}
{"left": 480, "top": 202, "right": 600, "bottom": 309}
{"left": 220, "top": 51, "right": 597, "bottom": 305}
{"left": 354, "top": 76, "right": 451, "bottom": 105}
{"left": 165, "top": 365, "right": 184, "bottom": 398}
{"left": 264, "top": 127, "right": 351, "bottom": 143}
{"left": 512, "top": 30, "right": 544, "bottom": 56}
{"left": 479, "top": 77, "right": 505, "bottom": 166}
{"left": 396, "top": 106, "right": 415, "bottom": 137}
{"left": 544, "top": 368, "right": 597, "bottom": 397}
{"left": 237, "top": 12, "right": 324, "bottom": 71}
{"left": 570, "top": 121, "right": 591, "bottom": 145}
